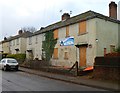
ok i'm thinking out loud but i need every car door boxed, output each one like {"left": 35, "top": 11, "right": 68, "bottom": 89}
{"left": 0, "top": 60, "right": 2, "bottom": 69}
{"left": 0, "top": 59, "right": 4, "bottom": 69}
{"left": 0, "top": 59, "right": 6, "bottom": 69}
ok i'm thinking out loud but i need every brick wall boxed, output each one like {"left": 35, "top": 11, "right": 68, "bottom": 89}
{"left": 94, "top": 57, "right": 120, "bottom": 81}
{"left": 20, "top": 60, "right": 49, "bottom": 70}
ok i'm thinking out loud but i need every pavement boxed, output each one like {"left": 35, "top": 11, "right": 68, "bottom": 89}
{"left": 19, "top": 67, "right": 120, "bottom": 92}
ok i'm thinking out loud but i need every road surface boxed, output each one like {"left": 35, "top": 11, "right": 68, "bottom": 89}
{"left": 2, "top": 70, "right": 108, "bottom": 91}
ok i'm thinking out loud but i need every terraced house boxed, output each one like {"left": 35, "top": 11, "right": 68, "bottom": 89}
{"left": 25, "top": 2, "right": 120, "bottom": 68}
{"left": 1, "top": 1, "right": 120, "bottom": 68}
{"left": 0, "top": 38, "right": 10, "bottom": 54}
{"left": 0, "top": 31, "right": 32, "bottom": 55}
{"left": 9, "top": 31, "right": 32, "bottom": 54}
{"left": 26, "top": 31, "right": 45, "bottom": 60}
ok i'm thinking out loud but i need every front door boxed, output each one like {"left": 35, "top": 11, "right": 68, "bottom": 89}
{"left": 79, "top": 46, "right": 86, "bottom": 67}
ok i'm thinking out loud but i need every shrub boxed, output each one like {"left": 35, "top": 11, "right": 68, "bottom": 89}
{"left": 115, "top": 46, "right": 120, "bottom": 53}
{"left": 2, "top": 53, "right": 8, "bottom": 58}
{"left": 6, "top": 54, "right": 26, "bottom": 60}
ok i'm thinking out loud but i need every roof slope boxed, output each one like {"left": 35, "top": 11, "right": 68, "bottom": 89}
{"left": 2, "top": 31, "right": 32, "bottom": 43}
{"left": 33, "top": 10, "right": 120, "bottom": 36}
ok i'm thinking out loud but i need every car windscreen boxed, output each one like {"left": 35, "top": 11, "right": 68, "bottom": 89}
{"left": 7, "top": 60, "right": 17, "bottom": 63}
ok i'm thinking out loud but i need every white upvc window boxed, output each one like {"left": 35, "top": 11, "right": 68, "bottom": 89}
{"left": 29, "top": 37, "right": 32, "bottom": 45}
{"left": 16, "top": 38, "right": 19, "bottom": 45}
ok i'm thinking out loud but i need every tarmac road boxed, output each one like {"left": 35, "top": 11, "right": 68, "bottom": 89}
{"left": 2, "top": 70, "right": 108, "bottom": 91}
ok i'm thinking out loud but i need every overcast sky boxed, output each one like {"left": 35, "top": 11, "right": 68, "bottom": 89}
{"left": 0, "top": 0, "right": 120, "bottom": 40}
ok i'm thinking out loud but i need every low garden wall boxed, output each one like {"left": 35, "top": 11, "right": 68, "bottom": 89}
{"left": 20, "top": 60, "right": 49, "bottom": 70}
{"left": 20, "top": 60, "right": 76, "bottom": 76}
{"left": 94, "top": 56, "right": 120, "bottom": 81}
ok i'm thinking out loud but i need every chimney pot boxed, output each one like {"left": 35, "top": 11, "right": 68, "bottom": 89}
{"left": 62, "top": 13, "right": 70, "bottom": 21}
{"left": 109, "top": 1, "right": 117, "bottom": 19}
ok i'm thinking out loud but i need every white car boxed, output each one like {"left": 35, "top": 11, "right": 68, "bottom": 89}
{"left": 0, "top": 58, "right": 19, "bottom": 71}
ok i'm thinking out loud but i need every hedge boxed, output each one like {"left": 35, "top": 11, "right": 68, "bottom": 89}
{"left": 6, "top": 54, "right": 26, "bottom": 60}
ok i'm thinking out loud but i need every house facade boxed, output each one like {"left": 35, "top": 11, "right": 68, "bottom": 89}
{"left": 0, "top": 31, "right": 32, "bottom": 55}
{"left": 9, "top": 31, "right": 32, "bottom": 54}
{"left": 51, "top": 17, "right": 119, "bottom": 68}
{"left": 0, "top": 1, "right": 119, "bottom": 68}
{"left": 25, "top": 10, "right": 119, "bottom": 68}
{"left": 26, "top": 33, "right": 44, "bottom": 60}
{"left": 1, "top": 40, "right": 10, "bottom": 54}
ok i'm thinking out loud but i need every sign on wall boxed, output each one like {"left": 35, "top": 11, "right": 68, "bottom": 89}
{"left": 60, "top": 36, "right": 74, "bottom": 46}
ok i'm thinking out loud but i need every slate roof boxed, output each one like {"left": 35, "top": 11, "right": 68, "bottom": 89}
{"left": 32, "top": 10, "right": 120, "bottom": 36}
{"left": 1, "top": 10, "right": 120, "bottom": 41}
{"left": 1, "top": 31, "right": 32, "bottom": 43}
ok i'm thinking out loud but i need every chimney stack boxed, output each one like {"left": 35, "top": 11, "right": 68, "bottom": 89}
{"left": 109, "top": 1, "right": 117, "bottom": 19}
{"left": 18, "top": 30, "right": 23, "bottom": 35}
{"left": 62, "top": 13, "right": 70, "bottom": 21}
{"left": 4, "top": 37, "right": 7, "bottom": 40}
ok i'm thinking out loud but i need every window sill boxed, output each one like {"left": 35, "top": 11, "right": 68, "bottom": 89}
{"left": 78, "top": 32, "right": 88, "bottom": 36}
{"left": 64, "top": 58, "right": 68, "bottom": 60}
{"left": 54, "top": 38, "right": 59, "bottom": 40}
{"left": 53, "top": 58, "right": 58, "bottom": 59}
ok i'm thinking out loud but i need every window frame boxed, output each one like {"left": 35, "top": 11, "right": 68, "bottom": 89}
{"left": 29, "top": 37, "right": 32, "bottom": 45}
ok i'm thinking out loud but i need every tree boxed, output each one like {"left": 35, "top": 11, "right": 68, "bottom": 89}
{"left": 21, "top": 26, "right": 36, "bottom": 33}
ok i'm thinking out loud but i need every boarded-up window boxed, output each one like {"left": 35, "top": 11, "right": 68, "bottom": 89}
{"left": 66, "top": 26, "right": 69, "bottom": 37}
{"left": 79, "top": 21, "right": 86, "bottom": 34}
{"left": 110, "top": 45, "right": 115, "bottom": 53}
{"left": 53, "top": 48, "right": 58, "bottom": 59}
{"left": 54, "top": 29, "right": 58, "bottom": 39}
{"left": 64, "top": 52, "right": 68, "bottom": 59}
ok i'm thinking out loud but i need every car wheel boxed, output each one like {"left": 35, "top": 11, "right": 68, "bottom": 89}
{"left": 2, "top": 68, "right": 4, "bottom": 71}
{"left": 3, "top": 66, "right": 7, "bottom": 71}
{"left": 15, "top": 68, "right": 18, "bottom": 71}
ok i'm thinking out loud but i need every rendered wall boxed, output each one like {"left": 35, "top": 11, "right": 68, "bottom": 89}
{"left": 96, "top": 18, "right": 119, "bottom": 56}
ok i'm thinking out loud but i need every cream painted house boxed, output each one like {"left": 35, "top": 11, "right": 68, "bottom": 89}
{"left": 0, "top": 10, "right": 119, "bottom": 68}
{"left": 1, "top": 1, "right": 119, "bottom": 68}
{"left": 26, "top": 32, "right": 44, "bottom": 60}
{"left": 0, "top": 31, "right": 32, "bottom": 55}
{"left": 9, "top": 31, "right": 32, "bottom": 54}
{"left": 31, "top": 10, "right": 119, "bottom": 68}
{"left": 0, "top": 40, "right": 10, "bottom": 54}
